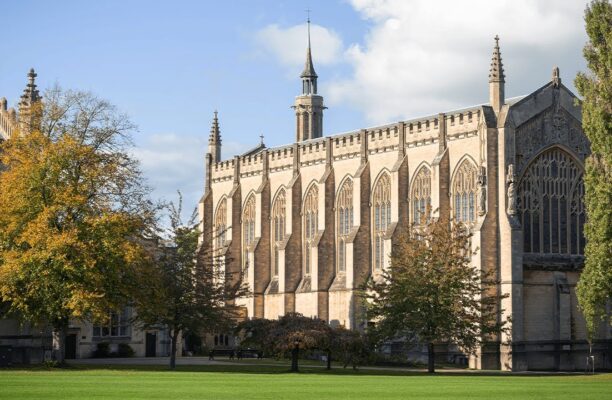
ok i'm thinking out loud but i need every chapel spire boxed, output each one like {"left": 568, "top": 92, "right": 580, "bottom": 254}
{"left": 300, "top": 16, "right": 318, "bottom": 94}
{"left": 292, "top": 14, "right": 326, "bottom": 142}
{"left": 488, "top": 35, "right": 505, "bottom": 113}
{"left": 208, "top": 110, "right": 221, "bottom": 163}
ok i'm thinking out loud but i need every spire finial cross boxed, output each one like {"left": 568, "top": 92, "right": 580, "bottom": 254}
{"left": 494, "top": 35, "right": 500, "bottom": 47}
{"left": 306, "top": 9, "right": 312, "bottom": 47}
{"left": 260, "top": 133, "right": 265, "bottom": 145}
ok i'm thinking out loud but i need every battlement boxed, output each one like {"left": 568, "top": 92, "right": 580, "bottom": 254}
{"left": 0, "top": 98, "right": 18, "bottom": 140}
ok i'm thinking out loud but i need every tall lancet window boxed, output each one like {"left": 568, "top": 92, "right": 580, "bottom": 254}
{"left": 452, "top": 160, "right": 478, "bottom": 223}
{"left": 242, "top": 195, "right": 256, "bottom": 272}
{"left": 336, "top": 179, "right": 353, "bottom": 273}
{"left": 271, "top": 189, "right": 286, "bottom": 278}
{"left": 373, "top": 173, "right": 391, "bottom": 271}
{"left": 518, "top": 148, "right": 585, "bottom": 255}
{"left": 411, "top": 167, "right": 432, "bottom": 224}
{"left": 214, "top": 198, "right": 227, "bottom": 251}
{"left": 303, "top": 184, "right": 318, "bottom": 276}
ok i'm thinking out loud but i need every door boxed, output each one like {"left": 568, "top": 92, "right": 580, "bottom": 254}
{"left": 65, "top": 334, "right": 77, "bottom": 359}
{"left": 145, "top": 332, "right": 156, "bottom": 357}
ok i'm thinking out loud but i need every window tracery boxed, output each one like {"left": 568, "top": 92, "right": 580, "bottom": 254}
{"left": 303, "top": 185, "right": 318, "bottom": 276}
{"left": 452, "top": 160, "right": 478, "bottom": 223}
{"left": 518, "top": 148, "right": 585, "bottom": 255}
{"left": 271, "top": 189, "right": 286, "bottom": 277}
{"left": 373, "top": 173, "right": 391, "bottom": 271}
{"left": 242, "top": 194, "right": 256, "bottom": 272}
{"left": 411, "top": 167, "right": 431, "bottom": 224}
{"left": 336, "top": 179, "right": 353, "bottom": 273}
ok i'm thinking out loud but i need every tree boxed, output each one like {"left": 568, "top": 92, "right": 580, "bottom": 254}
{"left": 236, "top": 313, "right": 331, "bottom": 372}
{"left": 330, "top": 326, "right": 370, "bottom": 370}
{"left": 0, "top": 87, "right": 154, "bottom": 363}
{"left": 575, "top": 0, "right": 612, "bottom": 340}
{"left": 134, "top": 195, "right": 247, "bottom": 370}
{"left": 364, "top": 218, "right": 507, "bottom": 373}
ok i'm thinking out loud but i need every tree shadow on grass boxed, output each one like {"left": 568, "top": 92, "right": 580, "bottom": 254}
{"left": 4, "top": 361, "right": 604, "bottom": 378}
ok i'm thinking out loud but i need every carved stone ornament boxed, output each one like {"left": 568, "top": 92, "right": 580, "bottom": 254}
{"left": 477, "top": 166, "right": 487, "bottom": 216}
{"left": 506, "top": 164, "right": 517, "bottom": 216}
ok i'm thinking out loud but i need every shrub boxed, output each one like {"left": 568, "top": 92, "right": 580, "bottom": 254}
{"left": 117, "top": 343, "right": 135, "bottom": 358}
{"left": 93, "top": 342, "right": 111, "bottom": 358}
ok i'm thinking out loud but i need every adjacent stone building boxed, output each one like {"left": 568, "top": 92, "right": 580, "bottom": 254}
{"left": 198, "top": 33, "right": 610, "bottom": 371}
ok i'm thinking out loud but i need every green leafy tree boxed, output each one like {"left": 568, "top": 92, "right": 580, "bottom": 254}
{"left": 330, "top": 326, "right": 370, "bottom": 370}
{"left": 134, "top": 195, "right": 247, "bottom": 370}
{"left": 364, "top": 218, "right": 507, "bottom": 373}
{"left": 0, "top": 87, "right": 154, "bottom": 363}
{"left": 575, "top": 0, "right": 612, "bottom": 340}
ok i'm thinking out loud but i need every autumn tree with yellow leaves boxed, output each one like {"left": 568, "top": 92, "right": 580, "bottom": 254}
{"left": 0, "top": 87, "right": 155, "bottom": 363}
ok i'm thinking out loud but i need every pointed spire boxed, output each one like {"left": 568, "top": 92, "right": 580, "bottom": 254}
{"left": 19, "top": 68, "right": 41, "bottom": 109}
{"left": 300, "top": 16, "right": 318, "bottom": 81}
{"left": 488, "top": 35, "right": 505, "bottom": 83}
{"left": 208, "top": 110, "right": 221, "bottom": 163}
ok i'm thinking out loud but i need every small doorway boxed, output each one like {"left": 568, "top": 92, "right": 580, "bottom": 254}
{"left": 145, "top": 332, "right": 156, "bottom": 357}
{"left": 65, "top": 334, "right": 77, "bottom": 359}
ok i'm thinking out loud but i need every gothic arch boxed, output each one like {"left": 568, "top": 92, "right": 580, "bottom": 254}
{"left": 410, "top": 164, "right": 432, "bottom": 224}
{"left": 242, "top": 193, "right": 257, "bottom": 271}
{"left": 214, "top": 196, "right": 228, "bottom": 249}
{"left": 336, "top": 176, "right": 354, "bottom": 273}
{"left": 302, "top": 183, "right": 319, "bottom": 276}
{"left": 451, "top": 157, "right": 478, "bottom": 223}
{"left": 517, "top": 146, "right": 585, "bottom": 255}
{"left": 271, "top": 187, "right": 287, "bottom": 277}
{"left": 372, "top": 171, "right": 392, "bottom": 272}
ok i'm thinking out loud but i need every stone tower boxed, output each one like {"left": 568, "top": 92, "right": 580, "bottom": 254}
{"left": 208, "top": 110, "right": 221, "bottom": 163}
{"left": 293, "top": 18, "right": 326, "bottom": 142}
{"left": 489, "top": 35, "right": 505, "bottom": 113}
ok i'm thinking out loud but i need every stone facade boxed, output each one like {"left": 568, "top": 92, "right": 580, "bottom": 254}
{"left": 199, "top": 36, "right": 611, "bottom": 371}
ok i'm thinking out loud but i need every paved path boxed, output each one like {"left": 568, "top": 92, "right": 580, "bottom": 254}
{"left": 69, "top": 357, "right": 590, "bottom": 375}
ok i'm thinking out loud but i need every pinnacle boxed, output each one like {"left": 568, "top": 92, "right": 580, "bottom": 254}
{"left": 488, "top": 35, "right": 505, "bottom": 83}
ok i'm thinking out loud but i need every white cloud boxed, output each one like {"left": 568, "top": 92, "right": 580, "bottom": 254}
{"left": 328, "top": 0, "right": 589, "bottom": 124}
{"left": 255, "top": 23, "right": 344, "bottom": 68}
{"left": 133, "top": 133, "right": 248, "bottom": 220}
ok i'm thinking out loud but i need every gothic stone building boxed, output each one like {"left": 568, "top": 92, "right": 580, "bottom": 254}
{"left": 199, "top": 34, "right": 611, "bottom": 371}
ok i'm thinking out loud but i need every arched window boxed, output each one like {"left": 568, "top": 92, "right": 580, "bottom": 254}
{"left": 411, "top": 166, "right": 431, "bottom": 224}
{"left": 214, "top": 198, "right": 227, "bottom": 251}
{"left": 271, "top": 189, "right": 286, "bottom": 278}
{"left": 303, "top": 184, "right": 318, "bottom": 276}
{"left": 452, "top": 159, "right": 478, "bottom": 223}
{"left": 242, "top": 194, "right": 256, "bottom": 272}
{"left": 518, "top": 148, "right": 585, "bottom": 255}
{"left": 336, "top": 179, "right": 353, "bottom": 273}
{"left": 373, "top": 173, "right": 391, "bottom": 271}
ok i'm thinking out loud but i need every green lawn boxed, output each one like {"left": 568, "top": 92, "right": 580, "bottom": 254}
{"left": 0, "top": 364, "right": 610, "bottom": 400}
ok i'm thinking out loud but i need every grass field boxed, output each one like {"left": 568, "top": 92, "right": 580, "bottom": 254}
{"left": 0, "top": 364, "right": 610, "bottom": 400}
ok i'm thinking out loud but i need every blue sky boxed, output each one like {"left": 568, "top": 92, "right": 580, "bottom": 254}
{"left": 0, "top": 0, "right": 589, "bottom": 215}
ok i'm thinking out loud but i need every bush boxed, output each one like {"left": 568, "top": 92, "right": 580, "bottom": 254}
{"left": 93, "top": 342, "right": 111, "bottom": 358}
{"left": 117, "top": 343, "right": 134, "bottom": 358}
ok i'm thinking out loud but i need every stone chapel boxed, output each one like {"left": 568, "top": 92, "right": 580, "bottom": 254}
{"left": 198, "top": 27, "right": 610, "bottom": 371}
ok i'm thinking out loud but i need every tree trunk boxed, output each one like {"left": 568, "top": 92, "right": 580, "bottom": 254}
{"left": 427, "top": 342, "right": 435, "bottom": 373}
{"left": 169, "top": 329, "right": 180, "bottom": 370}
{"left": 290, "top": 344, "right": 299, "bottom": 372}
{"left": 326, "top": 349, "right": 332, "bottom": 370}
{"left": 52, "top": 323, "right": 67, "bottom": 364}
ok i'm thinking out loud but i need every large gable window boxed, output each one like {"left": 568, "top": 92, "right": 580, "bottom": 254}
{"left": 518, "top": 148, "right": 585, "bottom": 255}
